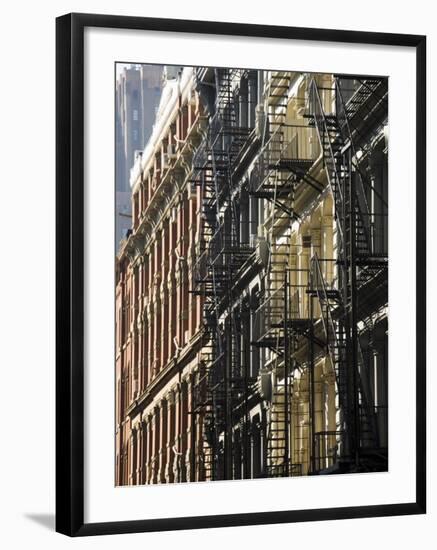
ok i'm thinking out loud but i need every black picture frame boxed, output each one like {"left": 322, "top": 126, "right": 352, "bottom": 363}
{"left": 56, "top": 12, "right": 426, "bottom": 537}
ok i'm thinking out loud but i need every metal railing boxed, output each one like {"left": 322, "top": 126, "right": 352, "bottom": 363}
{"left": 314, "top": 430, "right": 343, "bottom": 471}
{"left": 308, "top": 79, "right": 345, "bottom": 246}
{"left": 254, "top": 282, "right": 286, "bottom": 343}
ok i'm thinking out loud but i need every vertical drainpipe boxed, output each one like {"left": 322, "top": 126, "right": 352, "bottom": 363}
{"left": 258, "top": 71, "right": 264, "bottom": 106}
{"left": 178, "top": 370, "right": 182, "bottom": 482}
{"left": 284, "top": 269, "right": 290, "bottom": 476}
{"left": 248, "top": 71, "right": 258, "bottom": 129}
{"left": 190, "top": 373, "right": 196, "bottom": 481}
{"left": 177, "top": 191, "right": 183, "bottom": 482}
{"left": 225, "top": 313, "right": 233, "bottom": 480}
{"left": 309, "top": 287, "right": 316, "bottom": 473}
{"left": 349, "top": 152, "right": 360, "bottom": 469}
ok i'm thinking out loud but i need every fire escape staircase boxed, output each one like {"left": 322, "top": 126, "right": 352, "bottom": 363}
{"left": 304, "top": 76, "right": 387, "bottom": 470}
{"left": 307, "top": 77, "right": 388, "bottom": 267}
{"left": 335, "top": 77, "right": 388, "bottom": 150}
{"left": 308, "top": 254, "right": 379, "bottom": 468}
{"left": 253, "top": 242, "right": 306, "bottom": 477}
{"left": 190, "top": 68, "right": 259, "bottom": 480}
{"left": 250, "top": 72, "right": 323, "bottom": 223}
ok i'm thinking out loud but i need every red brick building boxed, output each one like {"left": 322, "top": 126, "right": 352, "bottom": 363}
{"left": 115, "top": 68, "right": 206, "bottom": 484}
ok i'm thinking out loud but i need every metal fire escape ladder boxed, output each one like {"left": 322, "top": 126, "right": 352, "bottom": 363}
{"left": 309, "top": 253, "right": 382, "bottom": 460}
{"left": 336, "top": 77, "right": 388, "bottom": 150}
{"left": 309, "top": 255, "right": 346, "bottom": 403}
{"left": 251, "top": 72, "right": 298, "bottom": 220}
{"left": 334, "top": 78, "right": 386, "bottom": 262}
{"left": 252, "top": 72, "right": 323, "bottom": 220}
{"left": 308, "top": 79, "right": 345, "bottom": 249}
{"left": 308, "top": 253, "right": 353, "bottom": 469}
{"left": 264, "top": 269, "right": 299, "bottom": 477}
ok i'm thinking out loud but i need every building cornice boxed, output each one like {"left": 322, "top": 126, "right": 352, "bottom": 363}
{"left": 125, "top": 329, "right": 203, "bottom": 418}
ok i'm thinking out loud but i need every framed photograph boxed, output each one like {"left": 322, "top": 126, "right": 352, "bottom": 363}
{"left": 56, "top": 12, "right": 426, "bottom": 536}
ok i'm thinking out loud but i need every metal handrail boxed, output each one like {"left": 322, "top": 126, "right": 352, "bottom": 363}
{"left": 335, "top": 80, "right": 373, "bottom": 256}
{"left": 310, "top": 253, "right": 339, "bottom": 349}
{"left": 308, "top": 79, "right": 345, "bottom": 246}
{"left": 335, "top": 79, "right": 388, "bottom": 210}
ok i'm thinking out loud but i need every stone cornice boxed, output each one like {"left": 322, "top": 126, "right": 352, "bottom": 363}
{"left": 125, "top": 330, "right": 203, "bottom": 419}
{"left": 119, "top": 116, "right": 203, "bottom": 266}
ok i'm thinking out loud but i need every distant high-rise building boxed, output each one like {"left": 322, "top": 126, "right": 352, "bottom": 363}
{"left": 115, "top": 65, "right": 163, "bottom": 250}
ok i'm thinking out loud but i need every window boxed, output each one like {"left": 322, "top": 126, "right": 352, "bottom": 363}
{"left": 133, "top": 109, "right": 139, "bottom": 121}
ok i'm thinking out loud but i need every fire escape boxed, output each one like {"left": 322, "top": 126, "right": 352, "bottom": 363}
{"left": 190, "top": 68, "right": 260, "bottom": 481}
{"left": 250, "top": 71, "right": 322, "bottom": 477}
{"left": 306, "top": 75, "right": 388, "bottom": 472}
{"left": 192, "top": 69, "right": 388, "bottom": 480}
{"left": 252, "top": 72, "right": 388, "bottom": 477}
